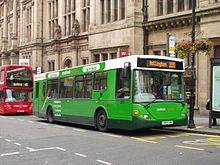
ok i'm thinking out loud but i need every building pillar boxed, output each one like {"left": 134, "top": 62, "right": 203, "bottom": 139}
{"left": 2, "top": 1, "right": 8, "bottom": 51}
{"left": 10, "top": 52, "right": 18, "bottom": 65}
{"left": 11, "top": 0, "right": 18, "bottom": 49}
{"left": 1, "top": 53, "right": 9, "bottom": 65}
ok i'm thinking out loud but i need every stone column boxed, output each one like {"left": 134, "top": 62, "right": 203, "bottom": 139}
{"left": 10, "top": 52, "right": 18, "bottom": 65}
{"left": 2, "top": 1, "right": 8, "bottom": 51}
{"left": 1, "top": 53, "right": 9, "bottom": 65}
{"left": 11, "top": 0, "right": 18, "bottom": 49}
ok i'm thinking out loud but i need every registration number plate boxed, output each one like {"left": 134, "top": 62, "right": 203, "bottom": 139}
{"left": 17, "top": 110, "right": 24, "bottom": 113}
{"left": 162, "top": 121, "right": 173, "bottom": 125}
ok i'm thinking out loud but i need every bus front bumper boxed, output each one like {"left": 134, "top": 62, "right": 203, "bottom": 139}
{"left": 108, "top": 116, "right": 188, "bottom": 130}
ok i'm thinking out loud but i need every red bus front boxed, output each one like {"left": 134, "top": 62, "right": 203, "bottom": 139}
{"left": 0, "top": 65, "right": 33, "bottom": 114}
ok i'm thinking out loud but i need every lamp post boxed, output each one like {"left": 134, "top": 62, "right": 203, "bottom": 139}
{"left": 187, "top": 0, "right": 196, "bottom": 128}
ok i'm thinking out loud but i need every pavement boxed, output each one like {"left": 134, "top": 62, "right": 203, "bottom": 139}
{"left": 165, "top": 113, "right": 220, "bottom": 135}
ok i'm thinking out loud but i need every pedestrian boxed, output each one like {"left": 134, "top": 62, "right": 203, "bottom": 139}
{"left": 206, "top": 100, "right": 217, "bottom": 126}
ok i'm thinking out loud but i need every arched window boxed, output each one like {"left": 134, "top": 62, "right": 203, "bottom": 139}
{"left": 64, "top": 59, "right": 72, "bottom": 68}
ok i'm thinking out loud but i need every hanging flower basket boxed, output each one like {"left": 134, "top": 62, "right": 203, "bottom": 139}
{"left": 176, "top": 38, "right": 213, "bottom": 58}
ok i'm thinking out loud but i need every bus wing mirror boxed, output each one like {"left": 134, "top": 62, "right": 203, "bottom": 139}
{"left": 122, "top": 62, "right": 131, "bottom": 78}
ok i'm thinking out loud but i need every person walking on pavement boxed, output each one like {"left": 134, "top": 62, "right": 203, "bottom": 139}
{"left": 206, "top": 100, "right": 217, "bottom": 127}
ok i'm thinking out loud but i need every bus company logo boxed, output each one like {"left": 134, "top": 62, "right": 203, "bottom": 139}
{"left": 83, "top": 64, "right": 100, "bottom": 72}
{"left": 48, "top": 72, "right": 59, "bottom": 78}
{"left": 157, "top": 108, "right": 166, "bottom": 111}
{"left": 34, "top": 74, "right": 46, "bottom": 81}
{"left": 62, "top": 70, "right": 70, "bottom": 75}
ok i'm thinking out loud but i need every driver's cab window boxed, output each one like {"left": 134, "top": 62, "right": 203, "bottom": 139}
{"left": 116, "top": 69, "right": 130, "bottom": 99}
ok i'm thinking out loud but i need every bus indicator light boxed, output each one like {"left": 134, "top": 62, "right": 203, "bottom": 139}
{"left": 133, "top": 110, "right": 140, "bottom": 115}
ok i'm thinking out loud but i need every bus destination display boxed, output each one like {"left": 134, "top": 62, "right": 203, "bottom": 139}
{"left": 137, "top": 58, "right": 183, "bottom": 70}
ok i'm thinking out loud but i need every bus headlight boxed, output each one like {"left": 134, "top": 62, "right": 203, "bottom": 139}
{"left": 181, "top": 113, "right": 186, "bottom": 117}
{"left": 142, "top": 114, "right": 149, "bottom": 119}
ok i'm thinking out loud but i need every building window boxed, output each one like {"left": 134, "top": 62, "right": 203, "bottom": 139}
{"left": 102, "top": 54, "right": 108, "bottom": 61}
{"left": 178, "top": 0, "right": 185, "bottom": 12}
{"left": 153, "top": 51, "right": 161, "bottom": 55}
{"left": 167, "top": 0, "right": 173, "bottom": 14}
{"left": 27, "top": 7, "right": 32, "bottom": 42}
{"left": 49, "top": 0, "right": 58, "bottom": 39}
{"left": 107, "top": 0, "right": 111, "bottom": 22}
{"left": 48, "top": 61, "right": 55, "bottom": 71}
{"left": 64, "top": 0, "right": 76, "bottom": 36}
{"left": 82, "top": 58, "right": 88, "bottom": 65}
{"left": 114, "top": 0, "right": 118, "bottom": 21}
{"left": 157, "top": 0, "right": 163, "bottom": 16}
{"left": 214, "top": 46, "right": 220, "bottom": 58}
{"left": 82, "top": 0, "right": 90, "bottom": 32}
{"left": 94, "top": 54, "right": 100, "bottom": 62}
{"left": 188, "top": 0, "right": 196, "bottom": 10}
{"left": 120, "top": 0, "right": 125, "bottom": 19}
{"left": 101, "top": 0, "right": 105, "bottom": 24}
{"left": 110, "top": 53, "right": 117, "bottom": 59}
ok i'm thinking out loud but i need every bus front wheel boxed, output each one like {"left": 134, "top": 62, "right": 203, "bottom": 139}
{"left": 96, "top": 109, "right": 108, "bottom": 132}
{"left": 47, "top": 107, "right": 54, "bottom": 123}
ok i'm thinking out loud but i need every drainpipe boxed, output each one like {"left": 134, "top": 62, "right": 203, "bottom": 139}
{"left": 41, "top": 0, "right": 44, "bottom": 72}
{"left": 142, "top": 0, "right": 149, "bottom": 55}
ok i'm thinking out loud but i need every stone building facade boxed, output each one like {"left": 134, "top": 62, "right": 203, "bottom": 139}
{"left": 144, "top": 0, "right": 220, "bottom": 114}
{"left": 0, "top": 0, "right": 220, "bottom": 114}
{"left": 0, "top": 0, "right": 143, "bottom": 72}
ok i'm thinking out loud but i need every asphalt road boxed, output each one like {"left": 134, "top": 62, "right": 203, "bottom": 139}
{"left": 0, "top": 114, "right": 220, "bottom": 165}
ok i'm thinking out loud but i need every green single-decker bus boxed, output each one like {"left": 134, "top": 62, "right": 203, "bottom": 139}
{"left": 33, "top": 55, "right": 188, "bottom": 131}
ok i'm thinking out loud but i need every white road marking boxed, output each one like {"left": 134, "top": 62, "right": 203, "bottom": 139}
{"left": 26, "top": 147, "right": 35, "bottom": 152}
{"left": 73, "top": 128, "right": 86, "bottom": 132}
{"left": 54, "top": 125, "right": 65, "bottom": 129}
{"left": 9, "top": 117, "right": 14, "bottom": 120}
{"left": 1, "top": 152, "right": 20, "bottom": 157}
{"left": 18, "top": 119, "right": 24, "bottom": 121}
{"left": 14, "top": 142, "right": 21, "bottom": 146}
{"left": 74, "top": 153, "right": 87, "bottom": 158}
{"left": 26, "top": 147, "right": 66, "bottom": 152}
{"left": 40, "top": 123, "right": 49, "bottom": 126}
{"left": 4, "top": 139, "right": 12, "bottom": 142}
{"left": 97, "top": 160, "right": 112, "bottom": 165}
{"left": 1, "top": 116, "right": 6, "bottom": 118}
{"left": 28, "top": 121, "right": 34, "bottom": 123}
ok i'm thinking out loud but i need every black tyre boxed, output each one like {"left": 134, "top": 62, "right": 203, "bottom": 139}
{"left": 47, "top": 107, "right": 54, "bottom": 123}
{"left": 96, "top": 109, "right": 108, "bottom": 131}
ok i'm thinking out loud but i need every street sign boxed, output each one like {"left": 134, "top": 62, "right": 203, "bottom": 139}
{"left": 167, "top": 35, "right": 176, "bottom": 58}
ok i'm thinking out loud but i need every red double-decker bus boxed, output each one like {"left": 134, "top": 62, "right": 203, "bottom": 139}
{"left": 0, "top": 65, "right": 33, "bottom": 114}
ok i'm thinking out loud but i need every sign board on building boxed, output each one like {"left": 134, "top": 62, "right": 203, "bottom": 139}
{"left": 36, "top": 67, "right": 41, "bottom": 74}
{"left": 121, "top": 50, "right": 127, "bottom": 57}
{"left": 167, "top": 35, "right": 176, "bottom": 58}
{"left": 19, "top": 59, "right": 30, "bottom": 66}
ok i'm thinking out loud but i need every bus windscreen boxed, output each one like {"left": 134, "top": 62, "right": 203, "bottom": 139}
{"left": 6, "top": 67, "right": 33, "bottom": 87}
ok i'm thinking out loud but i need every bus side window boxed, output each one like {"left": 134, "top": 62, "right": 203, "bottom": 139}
{"left": 0, "top": 90, "right": 3, "bottom": 102}
{"left": 94, "top": 72, "right": 107, "bottom": 91}
{"left": 47, "top": 79, "right": 59, "bottom": 99}
{"left": 35, "top": 83, "right": 39, "bottom": 98}
{"left": 116, "top": 69, "right": 130, "bottom": 99}
{"left": 43, "top": 82, "right": 47, "bottom": 98}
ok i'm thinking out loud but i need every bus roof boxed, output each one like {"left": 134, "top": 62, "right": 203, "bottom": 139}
{"left": 34, "top": 55, "right": 184, "bottom": 81}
